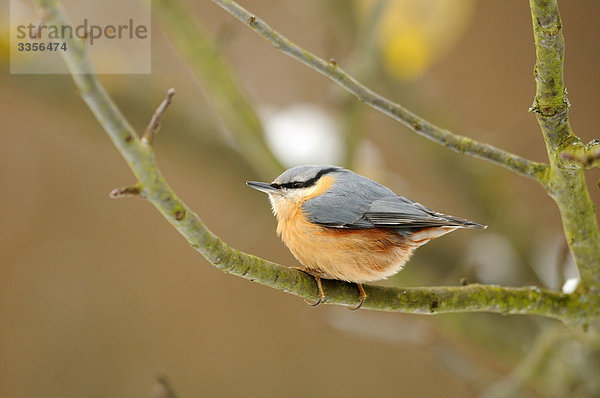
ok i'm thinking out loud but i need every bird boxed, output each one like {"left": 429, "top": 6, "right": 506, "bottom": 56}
{"left": 247, "top": 165, "right": 486, "bottom": 310}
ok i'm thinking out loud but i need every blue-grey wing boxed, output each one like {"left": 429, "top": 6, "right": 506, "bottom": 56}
{"left": 363, "top": 197, "right": 484, "bottom": 229}
{"left": 301, "top": 170, "right": 392, "bottom": 228}
{"left": 302, "top": 170, "right": 484, "bottom": 230}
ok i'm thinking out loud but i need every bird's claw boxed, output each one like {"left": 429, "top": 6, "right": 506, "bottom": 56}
{"left": 304, "top": 297, "right": 323, "bottom": 307}
{"left": 348, "top": 283, "right": 367, "bottom": 310}
{"left": 292, "top": 267, "right": 326, "bottom": 308}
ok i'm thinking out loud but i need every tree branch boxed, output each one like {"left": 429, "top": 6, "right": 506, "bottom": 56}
{"left": 209, "top": 0, "right": 549, "bottom": 181}
{"left": 528, "top": 0, "right": 600, "bottom": 294}
{"left": 34, "top": 0, "right": 595, "bottom": 326}
{"left": 480, "top": 326, "right": 565, "bottom": 398}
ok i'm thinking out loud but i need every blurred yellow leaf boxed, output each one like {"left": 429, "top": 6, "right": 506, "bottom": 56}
{"left": 355, "top": 0, "right": 475, "bottom": 80}
{"left": 383, "top": 28, "right": 430, "bottom": 80}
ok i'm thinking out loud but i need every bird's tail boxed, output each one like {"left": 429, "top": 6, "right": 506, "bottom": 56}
{"left": 435, "top": 213, "right": 487, "bottom": 229}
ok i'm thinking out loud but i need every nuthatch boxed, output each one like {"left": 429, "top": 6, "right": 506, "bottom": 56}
{"left": 247, "top": 165, "right": 486, "bottom": 309}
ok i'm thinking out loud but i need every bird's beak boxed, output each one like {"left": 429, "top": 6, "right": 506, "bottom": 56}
{"left": 246, "top": 181, "right": 279, "bottom": 194}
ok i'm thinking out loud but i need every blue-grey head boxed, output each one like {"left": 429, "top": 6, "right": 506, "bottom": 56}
{"left": 247, "top": 165, "right": 344, "bottom": 212}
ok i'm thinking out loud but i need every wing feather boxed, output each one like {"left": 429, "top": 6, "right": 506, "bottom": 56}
{"left": 302, "top": 170, "right": 485, "bottom": 231}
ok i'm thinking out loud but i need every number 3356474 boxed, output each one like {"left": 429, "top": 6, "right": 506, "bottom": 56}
{"left": 17, "top": 42, "right": 67, "bottom": 51}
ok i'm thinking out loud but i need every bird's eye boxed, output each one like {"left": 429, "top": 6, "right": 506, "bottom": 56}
{"left": 291, "top": 181, "right": 303, "bottom": 189}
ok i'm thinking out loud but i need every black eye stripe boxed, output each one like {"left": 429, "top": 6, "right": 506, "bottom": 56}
{"left": 273, "top": 167, "right": 339, "bottom": 190}
{"left": 278, "top": 181, "right": 305, "bottom": 189}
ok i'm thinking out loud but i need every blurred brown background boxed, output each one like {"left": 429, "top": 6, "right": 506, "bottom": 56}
{"left": 2, "top": 1, "right": 600, "bottom": 397}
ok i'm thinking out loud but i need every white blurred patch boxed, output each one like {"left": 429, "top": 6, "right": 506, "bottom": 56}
{"left": 466, "top": 233, "right": 520, "bottom": 284}
{"left": 531, "top": 234, "right": 578, "bottom": 290}
{"left": 562, "top": 277, "right": 579, "bottom": 294}
{"left": 531, "top": 236, "right": 562, "bottom": 289}
{"left": 562, "top": 252, "right": 580, "bottom": 289}
{"left": 261, "top": 104, "right": 343, "bottom": 167}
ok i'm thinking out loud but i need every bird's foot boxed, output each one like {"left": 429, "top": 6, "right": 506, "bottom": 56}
{"left": 291, "top": 266, "right": 326, "bottom": 307}
{"left": 348, "top": 283, "right": 366, "bottom": 310}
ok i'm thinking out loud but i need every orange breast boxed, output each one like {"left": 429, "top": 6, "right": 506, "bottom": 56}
{"left": 276, "top": 206, "right": 416, "bottom": 283}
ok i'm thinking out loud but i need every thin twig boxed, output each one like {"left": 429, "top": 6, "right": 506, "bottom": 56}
{"left": 109, "top": 184, "right": 142, "bottom": 199}
{"left": 210, "top": 0, "right": 549, "bottom": 181}
{"left": 33, "top": 0, "right": 594, "bottom": 326}
{"left": 142, "top": 88, "right": 176, "bottom": 146}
